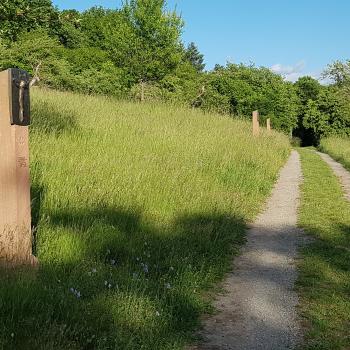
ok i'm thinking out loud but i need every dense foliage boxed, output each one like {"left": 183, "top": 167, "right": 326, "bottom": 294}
{"left": 0, "top": 0, "right": 350, "bottom": 141}
{"left": 295, "top": 66, "right": 350, "bottom": 145}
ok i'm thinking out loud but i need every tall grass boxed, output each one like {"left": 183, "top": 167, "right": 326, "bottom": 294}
{"left": 0, "top": 89, "right": 290, "bottom": 350}
{"left": 320, "top": 137, "right": 350, "bottom": 170}
{"left": 297, "top": 149, "right": 350, "bottom": 350}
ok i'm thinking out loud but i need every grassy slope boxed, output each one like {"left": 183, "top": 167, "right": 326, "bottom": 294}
{"left": 0, "top": 89, "right": 290, "bottom": 350}
{"left": 320, "top": 137, "right": 350, "bottom": 170}
{"left": 298, "top": 149, "right": 350, "bottom": 350}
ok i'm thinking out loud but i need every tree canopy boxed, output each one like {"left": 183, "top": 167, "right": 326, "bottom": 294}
{"left": 0, "top": 0, "right": 349, "bottom": 143}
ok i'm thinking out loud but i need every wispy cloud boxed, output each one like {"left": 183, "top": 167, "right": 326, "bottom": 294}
{"left": 270, "top": 61, "right": 318, "bottom": 82}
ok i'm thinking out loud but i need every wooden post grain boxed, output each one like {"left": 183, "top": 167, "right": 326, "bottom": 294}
{"left": 252, "top": 110, "right": 260, "bottom": 136}
{"left": 0, "top": 69, "right": 36, "bottom": 267}
{"left": 267, "top": 118, "right": 271, "bottom": 133}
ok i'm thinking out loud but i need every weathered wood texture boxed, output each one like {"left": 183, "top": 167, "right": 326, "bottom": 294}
{"left": 0, "top": 69, "right": 36, "bottom": 267}
{"left": 267, "top": 118, "right": 271, "bottom": 133}
{"left": 252, "top": 110, "right": 260, "bottom": 136}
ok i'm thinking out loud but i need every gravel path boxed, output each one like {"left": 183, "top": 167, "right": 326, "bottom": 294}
{"left": 316, "top": 151, "right": 350, "bottom": 201}
{"left": 194, "top": 150, "right": 304, "bottom": 350}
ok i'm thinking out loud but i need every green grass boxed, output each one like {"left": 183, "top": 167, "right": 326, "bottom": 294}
{"left": 320, "top": 136, "right": 350, "bottom": 170}
{"left": 0, "top": 89, "right": 290, "bottom": 350}
{"left": 297, "top": 149, "right": 350, "bottom": 350}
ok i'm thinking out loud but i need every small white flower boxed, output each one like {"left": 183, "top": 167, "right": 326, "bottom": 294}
{"left": 70, "top": 287, "right": 81, "bottom": 298}
{"left": 165, "top": 283, "right": 171, "bottom": 289}
{"left": 11, "top": 333, "right": 14, "bottom": 338}
{"left": 108, "top": 283, "right": 112, "bottom": 289}
{"left": 110, "top": 259, "right": 116, "bottom": 265}
{"left": 92, "top": 268, "right": 97, "bottom": 273}
{"left": 170, "top": 266, "right": 174, "bottom": 271}
{"left": 104, "top": 281, "right": 108, "bottom": 286}
{"left": 155, "top": 311, "right": 160, "bottom": 316}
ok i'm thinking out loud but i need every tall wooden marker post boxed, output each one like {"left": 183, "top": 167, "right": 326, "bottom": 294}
{"left": 0, "top": 69, "right": 36, "bottom": 267}
{"left": 267, "top": 118, "right": 271, "bottom": 133}
{"left": 252, "top": 110, "right": 260, "bottom": 136}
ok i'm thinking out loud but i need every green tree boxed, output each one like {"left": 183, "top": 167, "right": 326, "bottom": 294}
{"left": 0, "top": 29, "right": 73, "bottom": 89}
{"left": 198, "top": 63, "right": 299, "bottom": 132}
{"left": 121, "top": 0, "right": 184, "bottom": 100}
{"left": 323, "top": 60, "right": 350, "bottom": 86}
{"left": 185, "top": 42, "right": 205, "bottom": 72}
{"left": 56, "top": 9, "right": 86, "bottom": 48}
{"left": 303, "top": 87, "right": 350, "bottom": 141}
{"left": 295, "top": 76, "right": 321, "bottom": 105}
{"left": 293, "top": 76, "right": 323, "bottom": 144}
{"left": 0, "top": 0, "right": 59, "bottom": 42}
{"left": 303, "top": 99, "right": 329, "bottom": 137}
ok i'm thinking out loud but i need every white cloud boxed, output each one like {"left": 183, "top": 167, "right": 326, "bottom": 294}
{"left": 270, "top": 61, "right": 319, "bottom": 82}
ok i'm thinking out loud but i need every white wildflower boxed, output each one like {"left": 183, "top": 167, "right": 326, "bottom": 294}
{"left": 70, "top": 287, "right": 81, "bottom": 298}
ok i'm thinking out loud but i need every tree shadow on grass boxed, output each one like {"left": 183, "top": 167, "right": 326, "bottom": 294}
{"left": 296, "top": 223, "right": 350, "bottom": 350}
{"left": 31, "top": 100, "right": 78, "bottom": 135}
{"left": 30, "top": 182, "right": 45, "bottom": 256}
{"left": 300, "top": 222, "right": 350, "bottom": 273}
{"left": 0, "top": 201, "right": 246, "bottom": 350}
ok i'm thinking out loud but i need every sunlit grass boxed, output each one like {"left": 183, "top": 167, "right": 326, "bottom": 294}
{"left": 298, "top": 149, "right": 350, "bottom": 350}
{"left": 0, "top": 89, "right": 290, "bottom": 350}
{"left": 320, "top": 136, "right": 350, "bottom": 170}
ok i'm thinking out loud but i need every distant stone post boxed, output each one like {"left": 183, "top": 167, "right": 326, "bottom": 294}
{"left": 267, "top": 118, "right": 271, "bottom": 133}
{"left": 0, "top": 69, "right": 36, "bottom": 267}
{"left": 252, "top": 110, "right": 260, "bottom": 136}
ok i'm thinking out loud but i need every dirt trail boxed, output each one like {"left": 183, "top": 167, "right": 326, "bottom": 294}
{"left": 194, "top": 150, "right": 303, "bottom": 350}
{"left": 316, "top": 151, "right": 350, "bottom": 201}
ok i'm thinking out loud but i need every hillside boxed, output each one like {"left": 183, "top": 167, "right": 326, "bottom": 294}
{"left": 0, "top": 89, "right": 290, "bottom": 350}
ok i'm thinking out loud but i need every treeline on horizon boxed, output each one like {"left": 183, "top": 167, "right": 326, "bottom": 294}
{"left": 1, "top": 0, "right": 350, "bottom": 144}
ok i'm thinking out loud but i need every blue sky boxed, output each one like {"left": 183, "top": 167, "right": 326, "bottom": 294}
{"left": 53, "top": 0, "right": 350, "bottom": 82}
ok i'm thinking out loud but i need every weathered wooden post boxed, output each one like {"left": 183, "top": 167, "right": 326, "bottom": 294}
{"left": 267, "top": 118, "right": 271, "bottom": 133}
{"left": 0, "top": 68, "right": 36, "bottom": 267}
{"left": 252, "top": 110, "right": 260, "bottom": 136}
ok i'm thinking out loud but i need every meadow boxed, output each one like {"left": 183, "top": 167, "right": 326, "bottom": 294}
{"left": 320, "top": 137, "right": 350, "bottom": 171}
{"left": 0, "top": 89, "right": 290, "bottom": 349}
